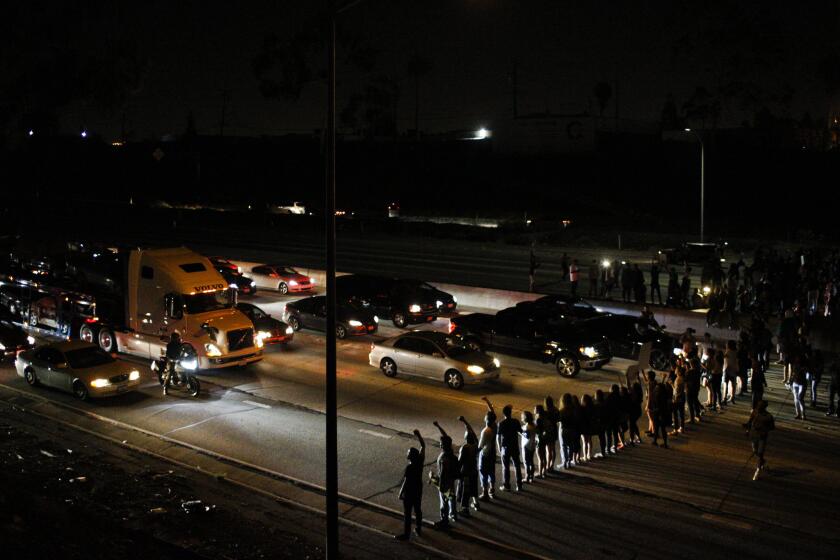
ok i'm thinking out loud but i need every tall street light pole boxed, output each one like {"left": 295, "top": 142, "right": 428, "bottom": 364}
{"left": 684, "top": 128, "right": 705, "bottom": 243}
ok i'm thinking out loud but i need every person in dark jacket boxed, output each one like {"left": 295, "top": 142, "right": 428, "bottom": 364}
{"left": 396, "top": 429, "right": 426, "bottom": 540}
{"left": 750, "top": 355, "right": 767, "bottom": 411}
{"left": 618, "top": 385, "right": 633, "bottom": 445}
{"left": 629, "top": 381, "right": 644, "bottom": 444}
{"left": 579, "top": 394, "right": 594, "bottom": 460}
{"left": 744, "top": 400, "right": 775, "bottom": 480}
{"left": 544, "top": 396, "right": 560, "bottom": 470}
{"left": 559, "top": 393, "right": 578, "bottom": 467}
{"left": 456, "top": 416, "right": 479, "bottom": 516}
{"left": 431, "top": 422, "right": 459, "bottom": 529}
{"left": 496, "top": 405, "right": 522, "bottom": 491}
{"left": 477, "top": 397, "right": 498, "bottom": 500}
{"left": 686, "top": 357, "right": 703, "bottom": 423}
{"left": 605, "top": 385, "right": 624, "bottom": 453}
{"left": 592, "top": 390, "right": 607, "bottom": 458}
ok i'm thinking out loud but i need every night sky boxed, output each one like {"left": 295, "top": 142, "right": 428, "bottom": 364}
{"left": 11, "top": 1, "right": 837, "bottom": 140}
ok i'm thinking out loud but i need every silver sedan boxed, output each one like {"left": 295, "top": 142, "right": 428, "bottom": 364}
{"left": 15, "top": 340, "right": 142, "bottom": 400}
{"left": 369, "top": 331, "right": 500, "bottom": 389}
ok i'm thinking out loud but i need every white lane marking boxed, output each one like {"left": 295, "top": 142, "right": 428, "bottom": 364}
{"left": 359, "top": 429, "right": 391, "bottom": 439}
{"left": 243, "top": 400, "right": 271, "bottom": 409}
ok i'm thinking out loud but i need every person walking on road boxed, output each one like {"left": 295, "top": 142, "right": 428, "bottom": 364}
{"left": 477, "top": 397, "right": 498, "bottom": 500}
{"left": 750, "top": 355, "right": 767, "bottom": 411}
{"left": 529, "top": 244, "right": 540, "bottom": 293}
{"left": 520, "top": 410, "right": 538, "bottom": 483}
{"left": 569, "top": 259, "right": 580, "bottom": 297}
{"left": 431, "top": 421, "right": 459, "bottom": 529}
{"left": 396, "top": 429, "right": 426, "bottom": 540}
{"left": 497, "top": 405, "right": 523, "bottom": 491}
{"left": 650, "top": 261, "right": 662, "bottom": 305}
{"left": 790, "top": 355, "right": 808, "bottom": 420}
{"left": 455, "top": 416, "right": 479, "bottom": 516}
{"left": 744, "top": 400, "right": 775, "bottom": 480}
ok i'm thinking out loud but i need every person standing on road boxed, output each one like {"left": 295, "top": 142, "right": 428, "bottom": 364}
{"left": 710, "top": 350, "right": 725, "bottom": 411}
{"left": 750, "top": 355, "right": 767, "bottom": 411}
{"left": 744, "top": 400, "right": 775, "bottom": 480}
{"left": 605, "top": 385, "right": 623, "bottom": 452}
{"left": 431, "top": 422, "right": 459, "bottom": 528}
{"left": 455, "top": 416, "right": 479, "bottom": 516}
{"left": 667, "top": 267, "right": 679, "bottom": 306}
{"left": 544, "top": 396, "right": 560, "bottom": 471}
{"left": 621, "top": 263, "right": 632, "bottom": 303}
{"left": 633, "top": 264, "right": 646, "bottom": 304}
{"left": 477, "top": 397, "right": 498, "bottom": 500}
{"left": 497, "top": 405, "right": 523, "bottom": 491}
{"left": 520, "top": 410, "right": 538, "bottom": 483}
{"left": 396, "top": 429, "right": 426, "bottom": 541}
{"left": 629, "top": 382, "right": 644, "bottom": 443}
{"left": 671, "top": 367, "right": 687, "bottom": 434}
{"left": 529, "top": 244, "right": 540, "bottom": 293}
{"left": 559, "top": 393, "right": 578, "bottom": 466}
{"left": 650, "top": 261, "right": 662, "bottom": 305}
{"left": 534, "top": 405, "right": 548, "bottom": 478}
{"left": 826, "top": 362, "right": 840, "bottom": 417}
{"left": 724, "top": 340, "right": 739, "bottom": 404}
{"left": 588, "top": 260, "right": 599, "bottom": 297}
{"left": 686, "top": 357, "right": 703, "bottom": 423}
{"left": 579, "top": 394, "right": 594, "bottom": 460}
{"left": 591, "top": 391, "right": 607, "bottom": 458}
{"left": 651, "top": 374, "right": 673, "bottom": 448}
{"left": 790, "top": 355, "right": 808, "bottom": 420}
{"left": 569, "top": 259, "right": 580, "bottom": 297}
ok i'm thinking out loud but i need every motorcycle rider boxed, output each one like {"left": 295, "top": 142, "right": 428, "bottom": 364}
{"left": 162, "top": 332, "right": 184, "bottom": 396}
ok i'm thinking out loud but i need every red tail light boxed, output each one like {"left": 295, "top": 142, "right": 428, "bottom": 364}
{"left": 448, "top": 320, "right": 455, "bottom": 334}
{"left": 85, "top": 317, "right": 100, "bottom": 323}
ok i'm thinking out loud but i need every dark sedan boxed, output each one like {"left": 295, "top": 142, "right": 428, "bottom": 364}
{"left": 284, "top": 295, "right": 378, "bottom": 339}
{"left": 217, "top": 267, "right": 257, "bottom": 296}
{"left": 578, "top": 313, "right": 677, "bottom": 370}
{"left": 1, "top": 308, "right": 35, "bottom": 360}
{"left": 235, "top": 302, "right": 293, "bottom": 345}
{"left": 401, "top": 279, "right": 457, "bottom": 312}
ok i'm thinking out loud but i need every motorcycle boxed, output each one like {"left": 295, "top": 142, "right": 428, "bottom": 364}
{"left": 151, "top": 344, "right": 201, "bottom": 397}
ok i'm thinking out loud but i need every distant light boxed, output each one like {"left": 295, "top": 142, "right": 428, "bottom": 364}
{"left": 28, "top": 130, "right": 34, "bottom": 136}
{"left": 81, "top": 131, "right": 88, "bottom": 138}
{"left": 684, "top": 128, "right": 691, "bottom": 132}
{"left": 601, "top": 259, "right": 611, "bottom": 268}
{"left": 111, "top": 140, "right": 124, "bottom": 147}
{"left": 475, "top": 127, "right": 490, "bottom": 139}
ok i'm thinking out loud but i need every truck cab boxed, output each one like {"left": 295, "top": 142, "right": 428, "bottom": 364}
{"left": 122, "top": 248, "right": 262, "bottom": 369}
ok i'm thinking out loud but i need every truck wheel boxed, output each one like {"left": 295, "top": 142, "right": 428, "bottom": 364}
{"left": 380, "top": 358, "right": 397, "bottom": 378}
{"left": 392, "top": 312, "right": 407, "bottom": 328}
{"left": 79, "top": 324, "right": 95, "bottom": 343}
{"left": 288, "top": 316, "right": 301, "bottom": 331}
{"left": 97, "top": 327, "right": 116, "bottom": 353}
{"left": 278, "top": 282, "right": 289, "bottom": 295}
{"left": 555, "top": 353, "right": 580, "bottom": 378}
{"left": 445, "top": 370, "right": 464, "bottom": 390}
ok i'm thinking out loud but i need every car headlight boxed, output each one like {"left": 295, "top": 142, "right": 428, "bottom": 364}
{"left": 250, "top": 281, "right": 256, "bottom": 287}
{"left": 204, "top": 343, "right": 222, "bottom": 357}
{"left": 409, "top": 304, "right": 421, "bottom": 313}
{"left": 579, "top": 346, "right": 597, "bottom": 358}
{"left": 348, "top": 320, "right": 363, "bottom": 327}
{"left": 288, "top": 280, "right": 298, "bottom": 286}
{"left": 492, "top": 357, "right": 500, "bottom": 368}
{"left": 436, "top": 300, "right": 443, "bottom": 308}
{"left": 452, "top": 295, "right": 458, "bottom": 303}
{"left": 373, "top": 315, "right": 379, "bottom": 323}
{"left": 229, "top": 283, "right": 238, "bottom": 289}
{"left": 467, "top": 365, "right": 485, "bottom": 375}
{"left": 285, "top": 326, "right": 294, "bottom": 335}
{"left": 129, "top": 370, "right": 140, "bottom": 381}
{"left": 256, "top": 330, "right": 271, "bottom": 340}
{"left": 0, "top": 343, "right": 5, "bottom": 351}
{"left": 90, "top": 378, "right": 110, "bottom": 388}
{"left": 702, "top": 285, "right": 711, "bottom": 295}
{"left": 181, "top": 358, "right": 198, "bottom": 370}
{"left": 673, "top": 348, "right": 684, "bottom": 357}
{"left": 27, "top": 336, "right": 36, "bottom": 345}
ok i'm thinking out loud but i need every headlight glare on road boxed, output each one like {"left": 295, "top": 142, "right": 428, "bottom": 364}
{"left": 288, "top": 280, "right": 298, "bottom": 286}
{"left": 285, "top": 326, "right": 294, "bottom": 335}
{"left": 204, "top": 343, "right": 222, "bottom": 357}
{"left": 467, "top": 365, "right": 485, "bottom": 375}
{"left": 27, "top": 336, "right": 36, "bottom": 345}
{"left": 90, "top": 378, "right": 110, "bottom": 388}
{"left": 579, "top": 346, "right": 597, "bottom": 358}
{"left": 129, "top": 370, "right": 140, "bottom": 381}
{"left": 493, "top": 357, "right": 500, "bottom": 368}
{"left": 409, "top": 304, "right": 421, "bottom": 313}
{"left": 348, "top": 320, "right": 363, "bottom": 327}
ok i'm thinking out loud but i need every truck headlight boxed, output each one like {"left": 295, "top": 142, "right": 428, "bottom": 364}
{"left": 285, "top": 326, "right": 294, "bottom": 335}
{"left": 129, "top": 370, "right": 140, "bottom": 381}
{"left": 409, "top": 304, "right": 421, "bottom": 313}
{"left": 467, "top": 365, "right": 485, "bottom": 375}
{"left": 348, "top": 320, "right": 363, "bottom": 327}
{"left": 579, "top": 346, "right": 597, "bottom": 358}
{"left": 90, "top": 378, "right": 110, "bottom": 388}
{"left": 27, "top": 336, "right": 36, "bottom": 345}
{"left": 204, "top": 343, "right": 222, "bottom": 357}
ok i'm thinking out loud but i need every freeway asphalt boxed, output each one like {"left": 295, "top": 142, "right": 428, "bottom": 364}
{"left": 2, "top": 287, "right": 838, "bottom": 559}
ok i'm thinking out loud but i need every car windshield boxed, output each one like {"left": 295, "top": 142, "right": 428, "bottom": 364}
{"left": 438, "top": 334, "right": 473, "bottom": 358}
{"left": 183, "top": 289, "right": 235, "bottom": 314}
{"left": 272, "top": 266, "right": 298, "bottom": 275}
{"left": 65, "top": 346, "right": 115, "bottom": 369}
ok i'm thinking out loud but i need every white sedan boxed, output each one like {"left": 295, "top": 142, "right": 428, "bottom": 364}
{"left": 369, "top": 331, "right": 500, "bottom": 390}
{"left": 16, "top": 341, "right": 141, "bottom": 400}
